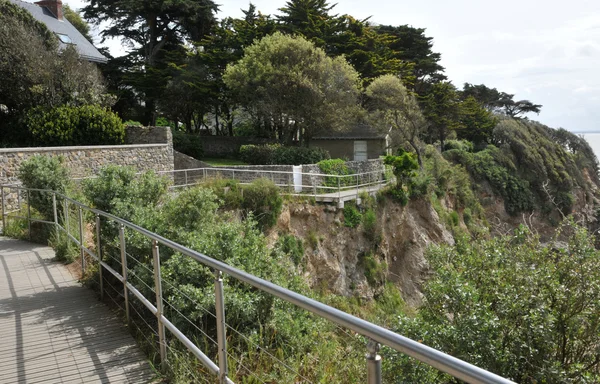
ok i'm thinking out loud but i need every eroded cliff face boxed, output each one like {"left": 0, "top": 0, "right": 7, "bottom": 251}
{"left": 273, "top": 197, "right": 453, "bottom": 306}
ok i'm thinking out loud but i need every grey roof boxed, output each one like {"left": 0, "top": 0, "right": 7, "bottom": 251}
{"left": 8, "top": 0, "right": 107, "bottom": 64}
{"left": 312, "top": 124, "right": 389, "bottom": 140}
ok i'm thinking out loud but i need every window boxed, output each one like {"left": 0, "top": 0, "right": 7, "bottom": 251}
{"left": 56, "top": 33, "right": 72, "bottom": 44}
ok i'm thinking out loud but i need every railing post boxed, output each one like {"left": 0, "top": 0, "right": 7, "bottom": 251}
{"left": 1, "top": 186, "right": 5, "bottom": 235}
{"left": 52, "top": 193, "right": 59, "bottom": 241}
{"left": 152, "top": 240, "right": 167, "bottom": 371}
{"left": 27, "top": 189, "right": 31, "bottom": 240}
{"left": 184, "top": 170, "right": 188, "bottom": 186}
{"left": 366, "top": 339, "right": 382, "bottom": 384}
{"left": 78, "top": 207, "right": 85, "bottom": 276}
{"left": 64, "top": 198, "right": 69, "bottom": 239}
{"left": 214, "top": 270, "right": 228, "bottom": 384}
{"left": 119, "top": 225, "right": 130, "bottom": 325}
{"left": 95, "top": 214, "right": 104, "bottom": 301}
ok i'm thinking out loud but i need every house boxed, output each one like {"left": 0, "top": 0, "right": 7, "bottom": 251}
{"left": 310, "top": 124, "right": 392, "bottom": 161}
{"left": 9, "top": 0, "right": 107, "bottom": 64}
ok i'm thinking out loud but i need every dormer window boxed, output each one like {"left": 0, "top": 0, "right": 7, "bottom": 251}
{"left": 56, "top": 33, "right": 72, "bottom": 44}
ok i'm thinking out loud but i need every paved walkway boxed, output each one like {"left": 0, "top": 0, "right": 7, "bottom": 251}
{"left": 0, "top": 237, "right": 157, "bottom": 384}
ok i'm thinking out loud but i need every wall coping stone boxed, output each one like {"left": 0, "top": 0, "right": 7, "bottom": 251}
{"left": 0, "top": 144, "right": 168, "bottom": 153}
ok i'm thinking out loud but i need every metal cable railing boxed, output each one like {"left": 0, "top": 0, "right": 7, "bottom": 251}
{"left": 0, "top": 184, "right": 516, "bottom": 384}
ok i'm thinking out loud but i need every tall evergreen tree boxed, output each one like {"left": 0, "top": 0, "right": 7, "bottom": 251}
{"left": 82, "top": 0, "right": 219, "bottom": 124}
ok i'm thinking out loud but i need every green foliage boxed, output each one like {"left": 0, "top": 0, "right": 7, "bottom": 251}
{"left": 462, "top": 207, "right": 472, "bottom": 225}
{"left": 63, "top": 4, "right": 92, "bottom": 42}
{"left": 361, "top": 252, "right": 387, "bottom": 286}
{"left": 389, "top": 221, "right": 600, "bottom": 382}
{"left": 49, "top": 230, "right": 78, "bottom": 263}
{"left": 19, "top": 155, "right": 70, "bottom": 221}
{"left": 240, "top": 178, "right": 283, "bottom": 230}
{"left": 224, "top": 32, "right": 361, "bottom": 145}
{"left": 275, "top": 234, "right": 304, "bottom": 265}
{"left": 343, "top": 203, "right": 362, "bottom": 228}
{"left": 449, "top": 210, "right": 459, "bottom": 226}
{"left": 445, "top": 144, "right": 535, "bottom": 215}
{"left": 362, "top": 209, "right": 377, "bottom": 236}
{"left": 239, "top": 143, "right": 330, "bottom": 165}
{"left": 456, "top": 96, "right": 498, "bottom": 145}
{"left": 383, "top": 150, "right": 419, "bottom": 203}
{"left": 443, "top": 139, "right": 473, "bottom": 152}
{"left": 173, "top": 131, "right": 204, "bottom": 159}
{"left": 25, "top": 105, "right": 125, "bottom": 146}
{"left": 82, "top": 165, "right": 169, "bottom": 218}
{"left": 318, "top": 158, "right": 353, "bottom": 189}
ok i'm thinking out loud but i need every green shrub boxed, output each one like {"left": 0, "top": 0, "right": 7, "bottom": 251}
{"left": 25, "top": 105, "right": 124, "bottom": 146}
{"left": 318, "top": 158, "right": 353, "bottom": 189}
{"left": 203, "top": 178, "right": 243, "bottom": 209}
{"left": 384, "top": 150, "right": 419, "bottom": 203}
{"left": 389, "top": 221, "right": 600, "bottom": 383}
{"left": 19, "top": 155, "right": 70, "bottom": 221}
{"left": 343, "top": 203, "right": 362, "bottom": 228}
{"left": 239, "top": 144, "right": 279, "bottom": 165}
{"left": 276, "top": 234, "right": 304, "bottom": 265}
{"left": 241, "top": 178, "right": 283, "bottom": 229}
{"left": 449, "top": 210, "right": 460, "bottom": 227}
{"left": 273, "top": 145, "right": 330, "bottom": 165}
{"left": 49, "top": 230, "right": 78, "bottom": 262}
{"left": 240, "top": 144, "right": 330, "bottom": 165}
{"left": 361, "top": 252, "right": 387, "bottom": 286}
{"left": 173, "top": 131, "right": 204, "bottom": 159}
{"left": 443, "top": 139, "right": 474, "bottom": 152}
{"left": 363, "top": 209, "right": 377, "bottom": 236}
{"left": 463, "top": 208, "right": 472, "bottom": 225}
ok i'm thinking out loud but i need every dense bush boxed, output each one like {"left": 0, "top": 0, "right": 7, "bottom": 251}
{"left": 343, "top": 203, "right": 362, "bottom": 228}
{"left": 240, "top": 144, "right": 330, "bottom": 165}
{"left": 172, "top": 131, "right": 204, "bottom": 159}
{"left": 445, "top": 145, "right": 535, "bottom": 215}
{"left": 361, "top": 252, "right": 387, "bottom": 286}
{"left": 275, "top": 234, "right": 304, "bottom": 265}
{"left": 25, "top": 105, "right": 124, "bottom": 146}
{"left": 19, "top": 155, "right": 70, "bottom": 221}
{"left": 241, "top": 178, "right": 283, "bottom": 229}
{"left": 383, "top": 150, "right": 419, "bottom": 205}
{"left": 317, "top": 158, "right": 354, "bottom": 189}
{"left": 388, "top": 222, "right": 600, "bottom": 382}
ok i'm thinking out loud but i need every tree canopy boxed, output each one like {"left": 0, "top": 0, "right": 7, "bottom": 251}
{"left": 224, "top": 32, "right": 361, "bottom": 145}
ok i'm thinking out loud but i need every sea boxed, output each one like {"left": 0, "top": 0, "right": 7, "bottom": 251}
{"left": 578, "top": 133, "right": 600, "bottom": 160}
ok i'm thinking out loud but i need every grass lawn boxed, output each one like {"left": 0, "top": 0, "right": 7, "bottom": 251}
{"left": 202, "top": 158, "right": 248, "bottom": 166}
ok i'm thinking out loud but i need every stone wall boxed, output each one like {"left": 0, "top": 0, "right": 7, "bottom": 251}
{"left": 309, "top": 139, "right": 387, "bottom": 160}
{"left": 0, "top": 143, "right": 174, "bottom": 212}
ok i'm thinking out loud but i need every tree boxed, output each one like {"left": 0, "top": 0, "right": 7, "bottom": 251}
{"left": 374, "top": 25, "right": 446, "bottom": 94}
{"left": 0, "top": 0, "right": 109, "bottom": 145}
{"left": 224, "top": 32, "right": 361, "bottom": 145}
{"left": 276, "top": 0, "right": 339, "bottom": 49}
{"left": 82, "top": 0, "right": 219, "bottom": 124}
{"left": 366, "top": 74, "right": 427, "bottom": 166}
{"left": 63, "top": 4, "right": 92, "bottom": 42}
{"left": 456, "top": 96, "right": 498, "bottom": 145}
{"left": 463, "top": 83, "right": 542, "bottom": 118}
{"left": 421, "top": 82, "right": 461, "bottom": 149}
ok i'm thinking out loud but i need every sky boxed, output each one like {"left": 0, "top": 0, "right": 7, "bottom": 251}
{"left": 62, "top": 0, "right": 600, "bottom": 132}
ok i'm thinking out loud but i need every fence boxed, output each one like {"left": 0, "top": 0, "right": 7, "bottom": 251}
{"left": 158, "top": 167, "right": 390, "bottom": 202}
{"left": 0, "top": 184, "right": 515, "bottom": 384}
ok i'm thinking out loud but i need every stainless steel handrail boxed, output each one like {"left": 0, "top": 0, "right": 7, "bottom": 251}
{"left": 0, "top": 184, "right": 515, "bottom": 384}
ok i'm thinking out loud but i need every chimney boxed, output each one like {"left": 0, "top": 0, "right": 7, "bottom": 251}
{"left": 35, "top": 0, "right": 63, "bottom": 21}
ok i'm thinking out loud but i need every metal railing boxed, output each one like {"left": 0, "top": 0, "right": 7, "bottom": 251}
{"left": 157, "top": 167, "right": 390, "bottom": 200}
{"left": 0, "top": 184, "right": 515, "bottom": 384}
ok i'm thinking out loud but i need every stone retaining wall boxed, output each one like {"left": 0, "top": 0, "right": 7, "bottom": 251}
{"left": 301, "top": 159, "right": 385, "bottom": 192}
{"left": 0, "top": 143, "right": 174, "bottom": 212}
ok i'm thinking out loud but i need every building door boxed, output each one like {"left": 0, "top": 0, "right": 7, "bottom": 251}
{"left": 354, "top": 141, "right": 367, "bottom": 161}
